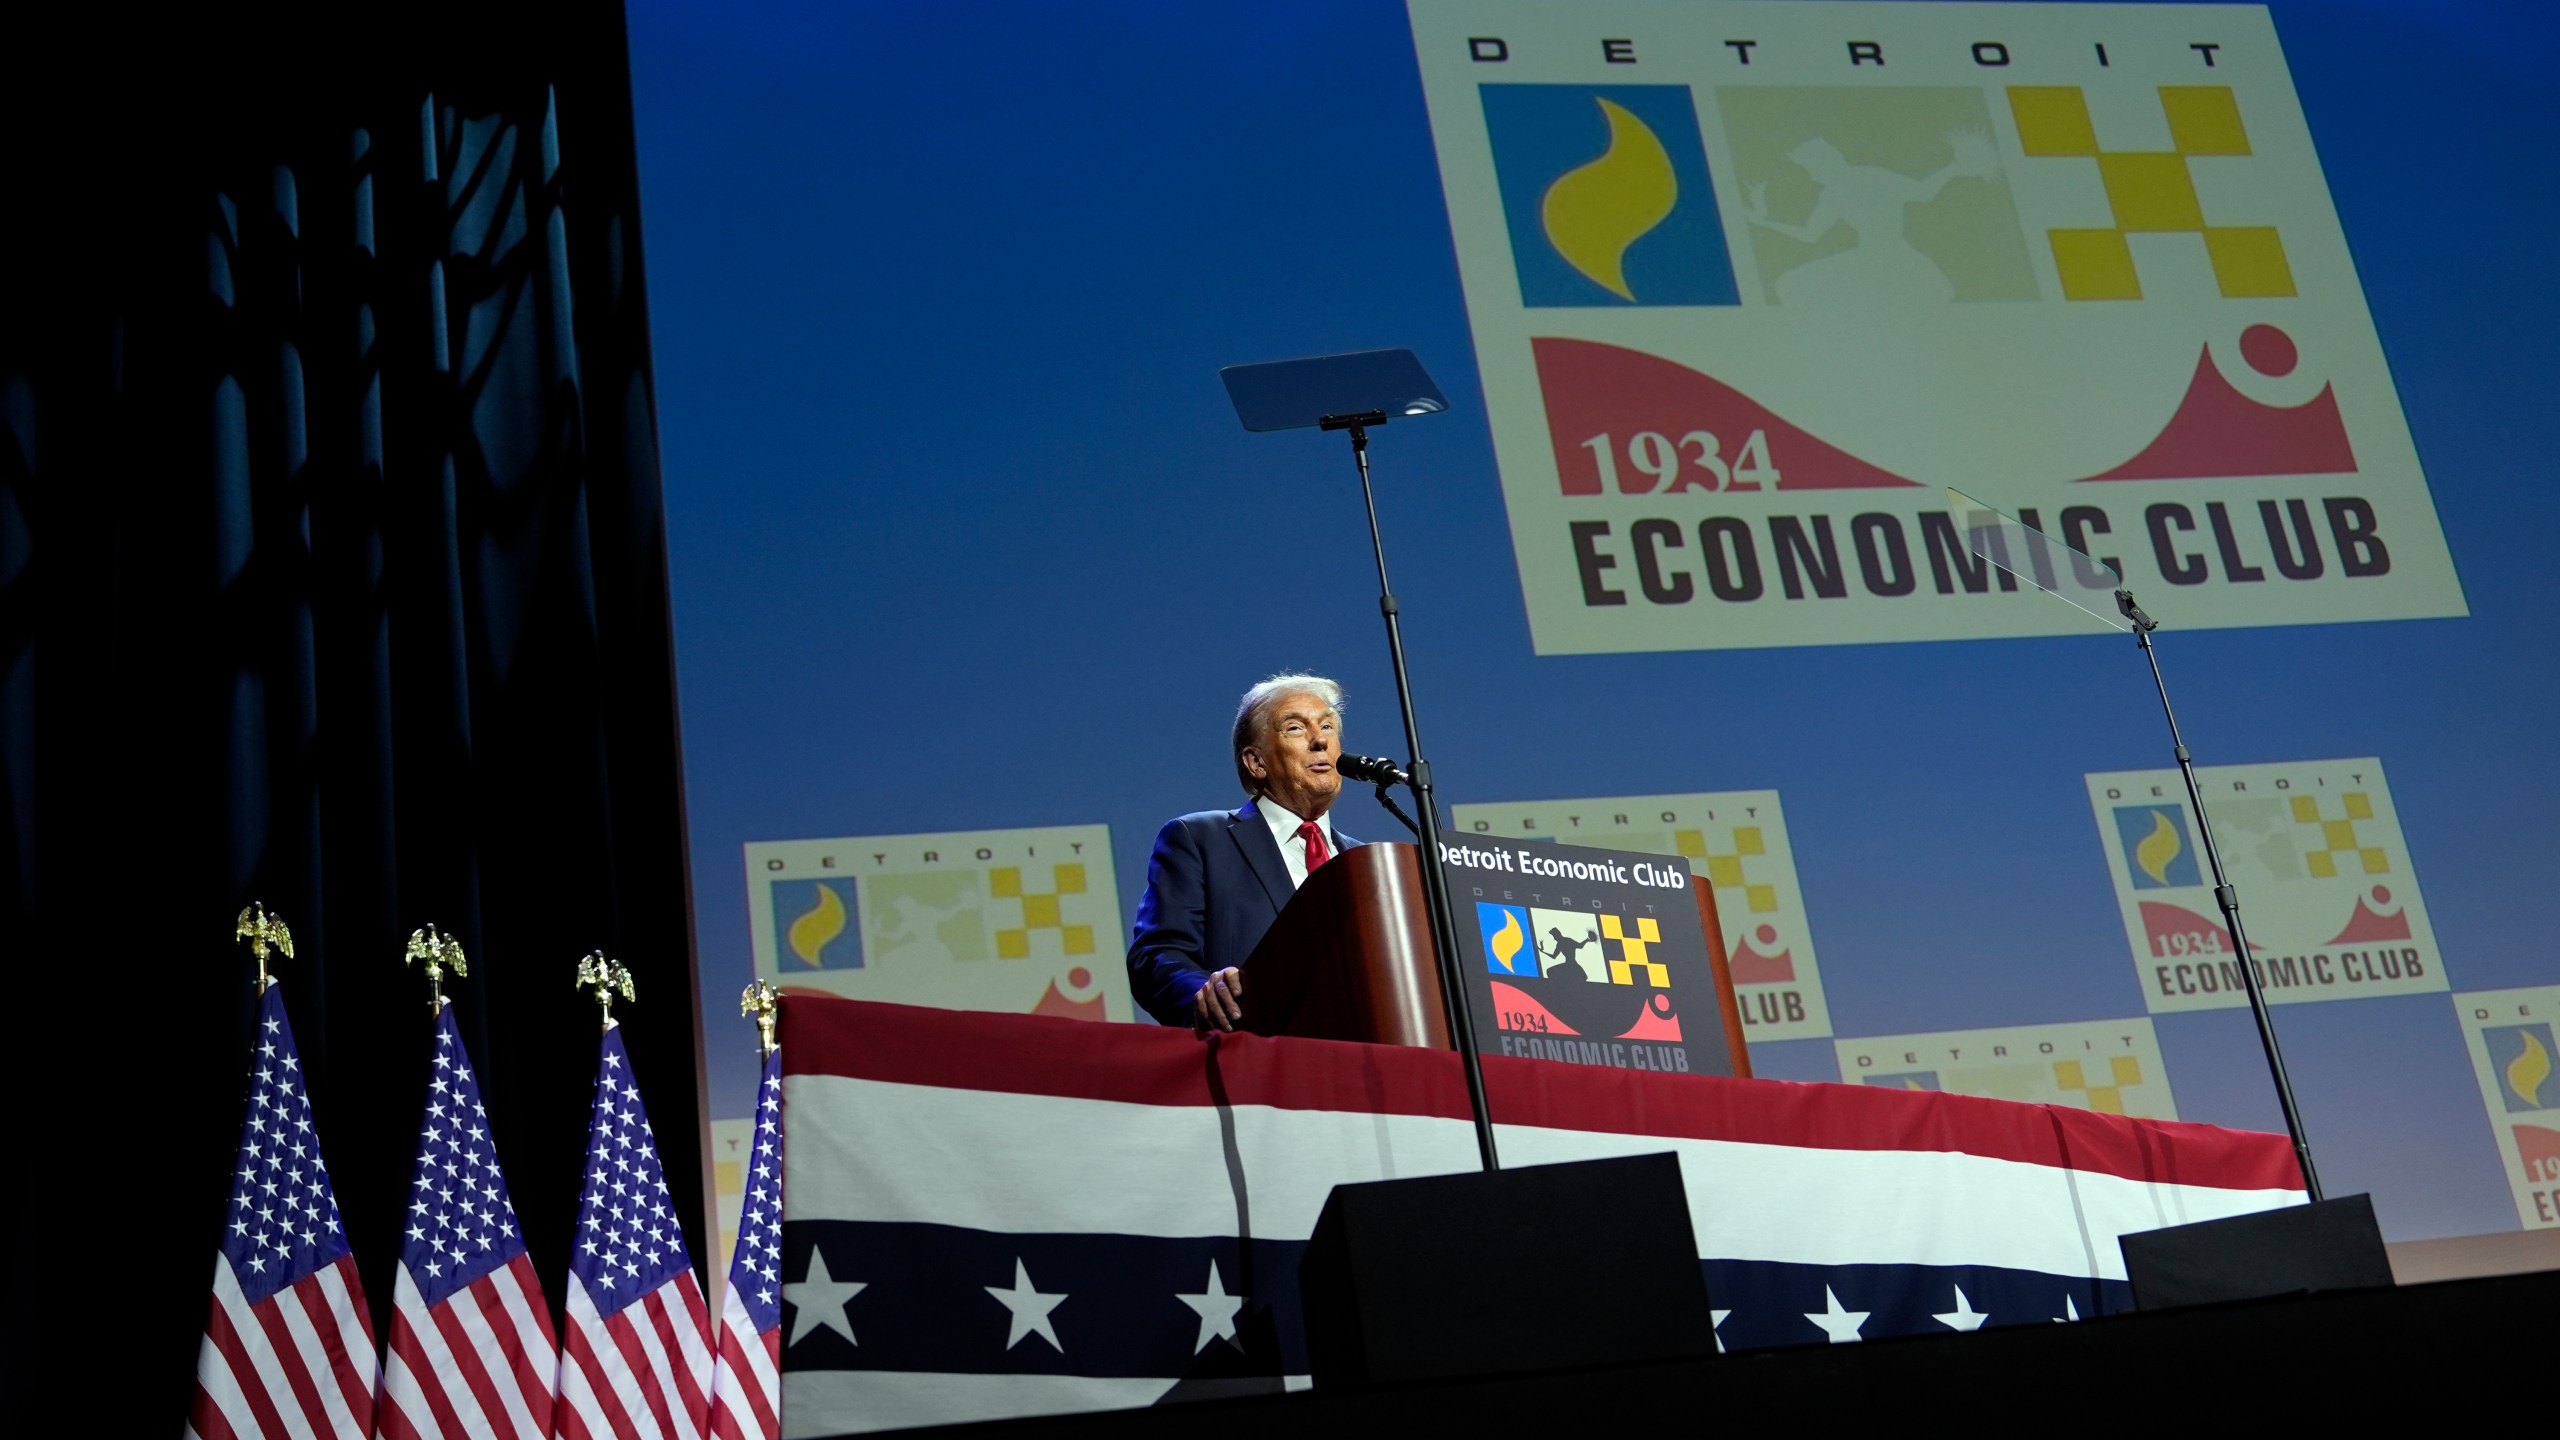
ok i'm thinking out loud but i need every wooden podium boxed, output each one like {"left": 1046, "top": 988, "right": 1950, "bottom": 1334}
{"left": 1239, "top": 842, "right": 1451, "bottom": 1049}
{"left": 1237, "top": 841, "right": 1753, "bottom": 1077}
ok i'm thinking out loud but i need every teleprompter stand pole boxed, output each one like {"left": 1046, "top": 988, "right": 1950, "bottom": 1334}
{"left": 2118, "top": 588, "right": 2322, "bottom": 1201}
{"left": 1329, "top": 412, "right": 1499, "bottom": 1173}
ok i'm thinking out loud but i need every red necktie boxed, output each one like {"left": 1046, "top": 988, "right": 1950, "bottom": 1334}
{"left": 1298, "top": 820, "right": 1331, "bottom": 874}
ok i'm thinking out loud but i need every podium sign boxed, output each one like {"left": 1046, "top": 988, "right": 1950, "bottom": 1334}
{"left": 1439, "top": 838, "right": 1733, "bottom": 1076}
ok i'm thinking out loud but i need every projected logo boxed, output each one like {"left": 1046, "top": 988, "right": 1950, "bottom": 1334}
{"left": 744, "top": 824, "right": 1129, "bottom": 1023}
{"left": 773, "top": 878, "right": 860, "bottom": 969}
{"left": 1451, "top": 789, "right": 1831, "bottom": 1041}
{"left": 2086, "top": 758, "right": 2447, "bottom": 1014}
{"left": 2453, "top": 988, "right": 2560, "bottom": 1229}
{"left": 2112, "top": 805, "right": 2200, "bottom": 889}
{"left": 1838, "top": 1018, "right": 2177, "bottom": 1119}
{"left": 1480, "top": 85, "right": 1738, "bottom": 307}
{"left": 1407, "top": 0, "right": 2465, "bottom": 654}
{"left": 1444, "top": 837, "right": 1717, "bottom": 1073}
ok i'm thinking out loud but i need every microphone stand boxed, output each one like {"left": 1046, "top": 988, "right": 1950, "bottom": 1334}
{"left": 1369, "top": 780, "right": 1420, "bottom": 839}
{"left": 1327, "top": 412, "right": 1500, "bottom": 1172}
{"left": 2117, "top": 588, "right": 2323, "bottom": 1200}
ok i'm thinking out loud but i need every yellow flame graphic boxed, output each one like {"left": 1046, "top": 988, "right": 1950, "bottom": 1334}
{"left": 788, "top": 883, "right": 847, "bottom": 967}
{"left": 1490, "top": 909, "right": 1526, "bottom": 971}
{"left": 1541, "top": 98, "right": 1677, "bottom": 301}
{"left": 2508, "top": 1031, "right": 2552, "bottom": 1110}
{"left": 2135, "top": 811, "right": 2184, "bottom": 885}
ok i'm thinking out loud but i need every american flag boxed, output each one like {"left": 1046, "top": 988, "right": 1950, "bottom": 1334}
{"left": 187, "top": 982, "right": 380, "bottom": 1440}
{"left": 708, "top": 1050, "right": 785, "bottom": 1440}
{"left": 375, "top": 1003, "right": 560, "bottom": 1440}
{"left": 553, "top": 1022, "right": 713, "bottom": 1440}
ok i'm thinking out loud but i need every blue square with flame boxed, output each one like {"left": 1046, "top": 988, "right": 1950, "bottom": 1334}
{"left": 2114, "top": 804, "right": 2201, "bottom": 889}
{"left": 773, "top": 877, "right": 861, "bottom": 969}
{"left": 1480, "top": 84, "right": 1738, "bottom": 308}
{"left": 1475, "top": 902, "right": 1537, "bottom": 976}
{"left": 2486, "top": 1023, "right": 2556, "bottom": 1112}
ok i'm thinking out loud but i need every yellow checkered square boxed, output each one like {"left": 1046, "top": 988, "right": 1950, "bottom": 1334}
{"left": 2345, "top": 793, "right": 2374, "bottom": 820}
{"left": 1021, "top": 892, "right": 1061, "bottom": 928}
{"left": 988, "top": 867, "right": 1023, "bottom": 899}
{"left": 2098, "top": 152, "right": 2203, "bottom": 231}
{"left": 2051, "top": 229, "right": 2141, "bottom": 300}
{"left": 1674, "top": 829, "right": 1707, "bottom": 858}
{"left": 1707, "top": 853, "right": 1745, "bottom": 887}
{"left": 2203, "top": 227, "right": 2295, "bottom": 297}
{"left": 1733, "top": 826, "right": 1765, "bottom": 857}
{"left": 997, "top": 928, "right": 1030, "bottom": 959}
{"left": 2010, "top": 86, "right": 2098, "bottom": 156}
{"left": 1745, "top": 884, "right": 1778, "bottom": 914}
{"left": 2020, "top": 85, "right": 2288, "bottom": 301}
{"left": 2162, "top": 86, "right": 2250, "bottom": 155}
{"left": 1053, "top": 863, "right": 1088, "bottom": 894}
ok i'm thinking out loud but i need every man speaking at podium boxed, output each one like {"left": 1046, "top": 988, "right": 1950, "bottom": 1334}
{"left": 1127, "top": 675, "right": 1363, "bottom": 1030}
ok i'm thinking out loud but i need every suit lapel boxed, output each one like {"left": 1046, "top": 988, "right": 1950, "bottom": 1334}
{"left": 1228, "top": 802, "right": 1295, "bottom": 913}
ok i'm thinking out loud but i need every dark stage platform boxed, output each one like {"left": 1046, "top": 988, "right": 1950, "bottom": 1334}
{"left": 835, "top": 1270, "right": 2555, "bottom": 1436}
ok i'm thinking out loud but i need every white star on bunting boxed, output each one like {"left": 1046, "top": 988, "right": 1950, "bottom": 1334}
{"left": 985, "top": 1258, "right": 1068, "bottom": 1352}
{"left": 783, "top": 1249, "right": 867, "bottom": 1347}
{"left": 1804, "top": 1286, "right": 1868, "bottom": 1343}
{"left": 1174, "top": 1260, "right": 1245, "bottom": 1354}
{"left": 1933, "top": 1285, "right": 1990, "bottom": 1331}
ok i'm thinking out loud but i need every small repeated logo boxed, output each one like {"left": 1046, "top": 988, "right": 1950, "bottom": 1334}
{"left": 2112, "top": 804, "right": 2200, "bottom": 889}
{"left": 2487, "top": 1024, "right": 2557, "bottom": 1114}
{"left": 745, "top": 824, "right": 1129, "bottom": 1023}
{"left": 2087, "top": 759, "right": 2446, "bottom": 1013}
{"left": 772, "top": 877, "right": 860, "bottom": 969}
{"left": 1838, "top": 1019, "right": 2177, "bottom": 1119}
{"left": 1450, "top": 790, "right": 1832, "bottom": 1041}
{"left": 2454, "top": 988, "right": 2560, "bottom": 1230}
{"left": 1479, "top": 84, "right": 1739, "bottom": 307}
{"left": 1477, "top": 902, "right": 1538, "bottom": 976}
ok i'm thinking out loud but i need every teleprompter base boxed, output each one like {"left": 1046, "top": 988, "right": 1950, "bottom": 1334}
{"left": 2119, "top": 1192, "right": 2393, "bottom": 1311}
{"left": 1298, "top": 1152, "right": 1714, "bottom": 1388}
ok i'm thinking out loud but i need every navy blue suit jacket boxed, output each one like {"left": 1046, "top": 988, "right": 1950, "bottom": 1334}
{"left": 1125, "top": 803, "right": 1362, "bottom": 1026}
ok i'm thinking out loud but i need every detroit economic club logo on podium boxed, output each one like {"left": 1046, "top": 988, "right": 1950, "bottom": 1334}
{"left": 2083, "top": 757, "right": 2447, "bottom": 1013}
{"left": 1837, "top": 1018, "right": 2178, "bottom": 1119}
{"left": 2452, "top": 986, "right": 2560, "bottom": 1230}
{"left": 744, "top": 824, "right": 1129, "bottom": 1023}
{"left": 1441, "top": 835, "right": 1721, "bottom": 1075}
{"left": 1451, "top": 790, "right": 1832, "bottom": 1041}
{"left": 1406, "top": 0, "right": 2464, "bottom": 654}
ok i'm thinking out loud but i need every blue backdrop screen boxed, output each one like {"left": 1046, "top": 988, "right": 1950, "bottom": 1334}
{"left": 626, "top": 0, "right": 2560, "bottom": 1248}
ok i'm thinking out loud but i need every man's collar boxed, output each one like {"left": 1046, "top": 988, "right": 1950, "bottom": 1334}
{"left": 1253, "top": 793, "right": 1334, "bottom": 839}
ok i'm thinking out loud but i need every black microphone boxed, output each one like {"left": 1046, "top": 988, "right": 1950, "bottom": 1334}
{"left": 1338, "top": 754, "right": 1410, "bottom": 786}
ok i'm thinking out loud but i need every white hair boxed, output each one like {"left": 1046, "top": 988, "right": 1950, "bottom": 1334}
{"left": 1231, "top": 674, "right": 1345, "bottom": 795}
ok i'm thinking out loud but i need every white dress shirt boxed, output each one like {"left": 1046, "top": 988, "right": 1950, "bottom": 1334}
{"left": 1254, "top": 795, "right": 1339, "bottom": 889}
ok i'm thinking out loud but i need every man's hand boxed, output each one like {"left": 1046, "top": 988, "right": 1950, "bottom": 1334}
{"left": 1192, "top": 967, "right": 1245, "bottom": 1032}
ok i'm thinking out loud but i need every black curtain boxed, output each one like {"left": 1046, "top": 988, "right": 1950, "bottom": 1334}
{"left": 1, "top": 5, "right": 701, "bottom": 1422}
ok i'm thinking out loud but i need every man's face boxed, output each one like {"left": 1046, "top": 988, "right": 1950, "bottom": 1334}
{"left": 1243, "top": 691, "right": 1342, "bottom": 819}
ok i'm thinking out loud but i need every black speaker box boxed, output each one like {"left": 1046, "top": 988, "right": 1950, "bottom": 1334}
{"left": 2120, "top": 1193, "right": 2394, "bottom": 1311}
{"left": 1297, "top": 1151, "right": 1716, "bottom": 1388}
